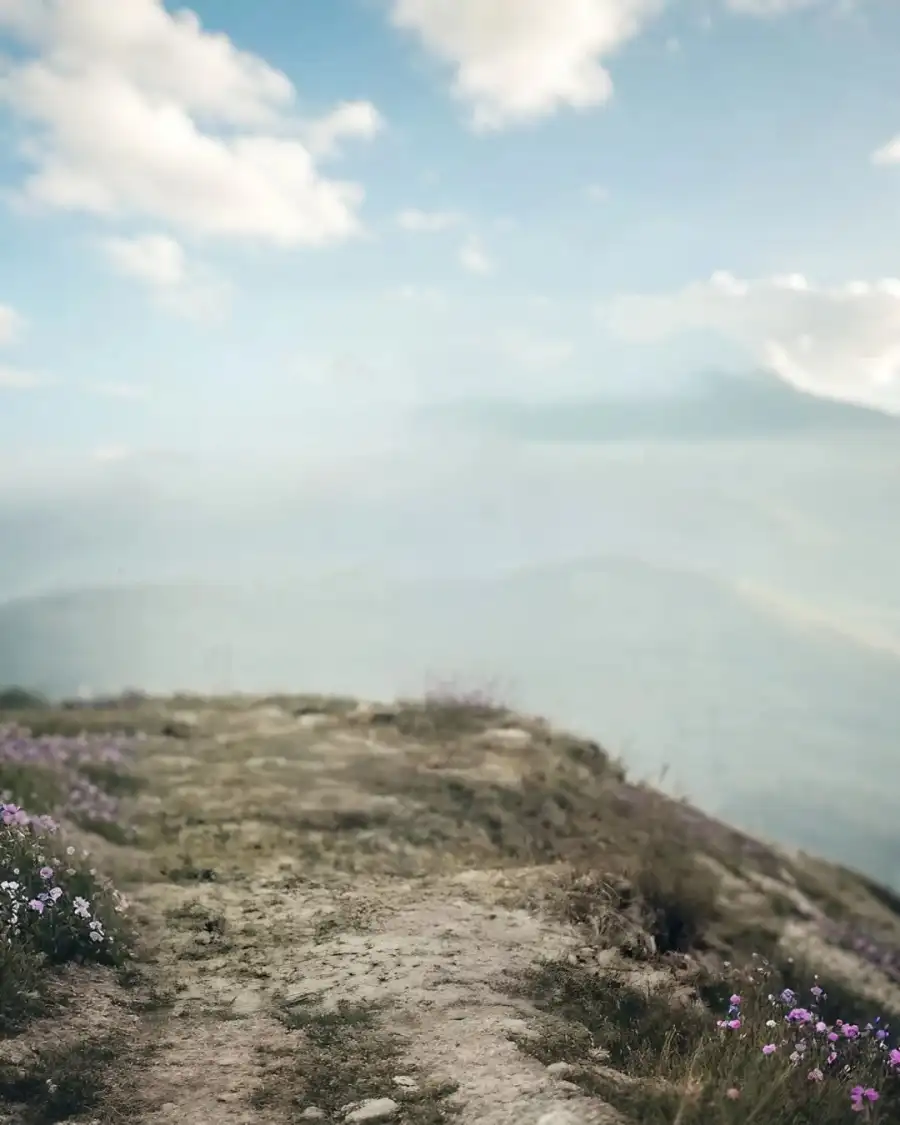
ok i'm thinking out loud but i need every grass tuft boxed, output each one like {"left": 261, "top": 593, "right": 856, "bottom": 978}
{"left": 0, "top": 1035, "right": 121, "bottom": 1124}
{"left": 253, "top": 997, "right": 460, "bottom": 1123}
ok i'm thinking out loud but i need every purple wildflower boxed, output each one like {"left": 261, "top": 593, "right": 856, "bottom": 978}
{"left": 850, "top": 1087, "right": 880, "bottom": 1113}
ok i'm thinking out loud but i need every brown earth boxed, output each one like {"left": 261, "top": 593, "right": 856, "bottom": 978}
{"left": 3, "top": 692, "right": 900, "bottom": 1125}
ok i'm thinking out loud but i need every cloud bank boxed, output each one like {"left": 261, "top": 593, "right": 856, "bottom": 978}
{"left": 604, "top": 272, "right": 900, "bottom": 413}
{"left": 0, "top": 0, "right": 382, "bottom": 246}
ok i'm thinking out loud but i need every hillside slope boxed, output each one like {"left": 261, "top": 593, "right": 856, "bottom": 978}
{"left": 2, "top": 692, "right": 900, "bottom": 1124}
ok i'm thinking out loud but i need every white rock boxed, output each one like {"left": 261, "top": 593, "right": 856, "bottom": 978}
{"left": 478, "top": 727, "right": 533, "bottom": 750}
{"left": 297, "top": 712, "right": 335, "bottom": 729}
{"left": 344, "top": 1097, "right": 400, "bottom": 1123}
{"left": 392, "top": 1075, "right": 418, "bottom": 1089}
{"left": 536, "top": 1110, "right": 583, "bottom": 1125}
{"left": 556, "top": 1081, "right": 581, "bottom": 1094}
{"left": 231, "top": 988, "right": 264, "bottom": 1015}
{"left": 545, "top": 1062, "right": 575, "bottom": 1077}
{"left": 298, "top": 1109, "right": 326, "bottom": 1120}
{"left": 172, "top": 710, "right": 200, "bottom": 726}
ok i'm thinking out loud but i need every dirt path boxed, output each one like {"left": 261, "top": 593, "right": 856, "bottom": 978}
{"left": 124, "top": 868, "right": 625, "bottom": 1125}
{"left": 78, "top": 697, "right": 634, "bottom": 1124}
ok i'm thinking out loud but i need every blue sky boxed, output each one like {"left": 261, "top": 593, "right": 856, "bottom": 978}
{"left": 1, "top": 0, "right": 900, "bottom": 479}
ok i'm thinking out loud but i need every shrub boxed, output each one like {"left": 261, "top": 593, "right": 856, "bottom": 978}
{"left": 0, "top": 687, "right": 48, "bottom": 711}
{"left": 593, "top": 957, "right": 900, "bottom": 1124}
{"left": 629, "top": 832, "right": 721, "bottom": 954}
{"left": 0, "top": 722, "right": 140, "bottom": 836}
{"left": 1, "top": 801, "right": 135, "bottom": 1033}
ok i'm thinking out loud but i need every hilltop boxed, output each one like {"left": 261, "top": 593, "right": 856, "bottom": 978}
{"left": 1, "top": 690, "right": 900, "bottom": 1125}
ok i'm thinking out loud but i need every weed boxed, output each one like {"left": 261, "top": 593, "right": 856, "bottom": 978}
{"left": 0, "top": 1035, "right": 123, "bottom": 1123}
{"left": 393, "top": 683, "right": 509, "bottom": 740}
{"left": 254, "top": 998, "right": 460, "bottom": 1123}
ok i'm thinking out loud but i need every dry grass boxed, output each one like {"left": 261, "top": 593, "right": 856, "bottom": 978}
{"left": 252, "top": 998, "right": 460, "bottom": 1124}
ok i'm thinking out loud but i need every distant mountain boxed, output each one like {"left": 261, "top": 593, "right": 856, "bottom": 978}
{"left": 420, "top": 371, "right": 900, "bottom": 442}
{"left": 2, "top": 563, "right": 900, "bottom": 886}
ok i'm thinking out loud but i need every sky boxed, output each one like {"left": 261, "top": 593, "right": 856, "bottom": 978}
{"left": 1, "top": 0, "right": 900, "bottom": 485}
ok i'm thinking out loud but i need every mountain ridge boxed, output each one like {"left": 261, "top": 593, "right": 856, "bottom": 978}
{"left": 421, "top": 370, "right": 900, "bottom": 441}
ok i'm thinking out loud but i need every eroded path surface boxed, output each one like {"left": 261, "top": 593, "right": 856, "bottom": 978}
{"left": 9, "top": 693, "right": 900, "bottom": 1125}
{"left": 108, "top": 697, "right": 635, "bottom": 1124}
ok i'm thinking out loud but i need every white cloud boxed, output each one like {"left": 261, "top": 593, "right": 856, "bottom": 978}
{"left": 585, "top": 183, "right": 609, "bottom": 202}
{"left": 0, "top": 304, "right": 24, "bottom": 346}
{"left": 395, "top": 208, "right": 462, "bottom": 232}
{"left": 0, "top": 365, "right": 51, "bottom": 389}
{"left": 497, "top": 330, "right": 574, "bottom": 370}
{"left": 604, "top": 271, "right": 900, "bottom": 413}
{"left": 102, "top": 232, "right": 187, "bottom": 287}
{"left": 724, "top": 0, "right": 823, "bottom": 14}
{"left": 0, "top": 0, "right": 381, "bottom": 245}
{"left": 91, "top": 445, "right": 133, "bottom": 462}
{"left": 459, "top": 235, "right": 493, "bottom": 274}
{"left": 388, "top": 0, "right": 664, "bottom": 130}
{"left": 86, "top": 381, "right": 149, "bottom": 400}
{"left": 384, "top": 284, "right": 446, "bottom": 306}
{"left": 304, "top": 100, "right": 384, "bottom": 157}
{"left": 873, "top": 134, "right": 900, "bottom": 166}
{"left": 100, "top": 232, "right": 231, "bottom": 321}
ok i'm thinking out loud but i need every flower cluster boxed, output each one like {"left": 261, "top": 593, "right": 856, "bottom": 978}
{"left": 714, "top": 971, "right": 900, "bottom": 1115}
{"left": 1, "top": 800, "right": 129, "bottom": 965}
{"left": 0, "top": 723, "right": 135, "bottom": 826}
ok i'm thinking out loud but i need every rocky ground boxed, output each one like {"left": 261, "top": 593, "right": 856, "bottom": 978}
{"left": 2, "top": 692, "right": 900, "bottom": 1125}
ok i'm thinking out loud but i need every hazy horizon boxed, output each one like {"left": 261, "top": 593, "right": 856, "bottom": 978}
{"left": 3, "top": 422, "right": 900, "bottom": 889}
{"left": 3, "top": 2, "right": 900, "bottom": 889}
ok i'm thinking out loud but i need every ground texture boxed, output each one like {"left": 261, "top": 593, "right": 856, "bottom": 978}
{"left": 2, "top": 693, "right": 900, "bottom": 1124}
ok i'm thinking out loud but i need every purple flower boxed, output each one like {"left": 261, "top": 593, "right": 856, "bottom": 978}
{"left": 827, "top": 1032, "right": 839, "bottom": 1042}
{"left": 807, "top": 1068, "right": 823, "bottom": 1082}
{"left": 843, "top": 1024, "right": 860, "bottom": 1039}
{"left": 27, "top": 898, "right": 44, "bottom": 913}
{"left": 728, "top": 1019, "right": 741, "bottom": 1030}
{"left": 39, "top": 866, "right": 53, "bottom": 880}
{"left": 729, "top": 994, "right": 742, "bottom": 1006}
{"left": 787, "top": 1008, "right": 812, "bottom": 1024}
{"left": 810, "top": 985, "right": 823, "bottom": 998}
{"left": 815, "top": 1021, "right": 827, "bottom": 1033}
{"left": 762, "top": 1044, "right": 777, "bottom": 1055}
{"left": 889, "top": 1048, "right": 900, "bottom": 1068}
{"left": 780, "top": 989, "right": 796, "bottom": 1004}
{"left": 850, "top": 1086, "right": 880, "bottom": 1112}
